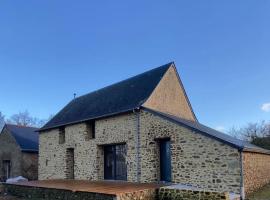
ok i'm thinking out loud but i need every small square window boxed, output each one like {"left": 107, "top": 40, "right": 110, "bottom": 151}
{"left": 59, "top": 127, "right": 65, "bottom": 144}
{"left": 86, "top": 120, "right": 95, "bottom": 140}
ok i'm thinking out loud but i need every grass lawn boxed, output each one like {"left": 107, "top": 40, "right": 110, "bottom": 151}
{"left": 247, "top": 184, "right": 270, "bottom": 200}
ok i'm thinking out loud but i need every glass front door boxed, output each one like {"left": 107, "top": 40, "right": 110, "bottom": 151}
{"left": 104, "top": 144, "right": 127, "bottom": 180}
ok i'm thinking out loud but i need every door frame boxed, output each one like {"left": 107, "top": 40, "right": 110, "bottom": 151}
{"left": 3, "top": 160, "right": 11, "bottom": 180}
{"left": 158, "top": 138, "right": 172, "bottom": 182}
{"left": 103, "top": 143, "right": 127, "bottom": 181}
{"left": 66, "top": 148, "right": 75, "bottom": 179}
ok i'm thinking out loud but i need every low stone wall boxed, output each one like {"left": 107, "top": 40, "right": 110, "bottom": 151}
{"left": 3, "top": 184, "right": 115, "bottom": 200}
{"left": 117, "top": 189, "right": 156, "bottom": 200}
{"left": 243, "top": 151, "right": 270, "bottom": 196}
{"left": 3, "top": 183, "right": 242, "bottom": 200}
{"left": 158, "top": 187, "right": 234, "bottom": 200}
{"left": 3, "top": 183, "right": 157, "bottom": 200}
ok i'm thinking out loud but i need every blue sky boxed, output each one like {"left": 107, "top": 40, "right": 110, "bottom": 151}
{"left": 0, "top": 0, "right": 270, "bottom": 132}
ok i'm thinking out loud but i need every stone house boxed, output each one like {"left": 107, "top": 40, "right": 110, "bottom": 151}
{"left": 38, "top": 62, "right": 270, "bottom": 199}
{"left": 0, "top": 124, "right": 39, "bottom": 181}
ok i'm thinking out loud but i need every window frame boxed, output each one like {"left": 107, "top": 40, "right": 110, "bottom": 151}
{"left": 59, "top": 126, "right": 65, "bottom": 144}
{"left": 86, "top": 120, "right": 95, "bottom": 140}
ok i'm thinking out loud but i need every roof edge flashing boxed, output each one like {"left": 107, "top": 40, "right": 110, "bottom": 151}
{"left": 142, "top": 107, "right": 241, "bottom": 149}
{"left": 39, "top": 108, "right": 139, "bottom": 132}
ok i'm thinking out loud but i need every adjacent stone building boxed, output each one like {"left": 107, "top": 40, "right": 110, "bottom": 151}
{"left": 0, "top": 124, "right": 39, "bottom": 181}
{"left": 38, "top": 62, "right": 270, "bottom": 199}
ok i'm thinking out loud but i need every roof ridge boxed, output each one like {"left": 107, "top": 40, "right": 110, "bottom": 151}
{"left": 5, "top": 123, "right": 38, "bottom": 129}
{"left": 74, "top": 62, "right": 173, "bottom": 101}
{"left": 40, "top": 62, "right": 173, "bottom": 131}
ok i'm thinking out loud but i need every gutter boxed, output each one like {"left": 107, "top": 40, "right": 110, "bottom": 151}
{"left": 142, "top": 107, "right": 241, "bottom": 149}
{"left": 240, "top": 149, "right": 245, "bottom": 200}
{"left": 38, "top": 108, "right": 135, "bottom": 132}
{"left": 242, "top": 147, "right": 270, "bottom": 155}
{"left": 21, "top": 149, "right": 39, "bottom": 153}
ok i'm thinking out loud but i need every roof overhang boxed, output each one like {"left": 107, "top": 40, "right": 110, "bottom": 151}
{"left": 142, "top": 107, "right": 270, "bottom": 155}
{"left": 21, "top": 149, "right": 39, "bottom": 153}
{"left": 242, "top": 147, "right": 270, "bottom": 155}
{"left": 38, "top": 108, "right": 140, "bottom": 132}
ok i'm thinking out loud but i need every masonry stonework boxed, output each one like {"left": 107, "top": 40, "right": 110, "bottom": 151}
{"left": 0, "top": 128, "right": 22, "bottom": 180}
{"left": 117, "top": 189, "right": 156, "bottom": 200}
{"left": 139, "top": 110, "right": 241, "bottom": 194}
{"left": 3, "top": 184, "right": 115, "bottom": 200}
{"left": 21, "top": 152, "right": 38, "bottom": 180}
{"left": 158, "top": 187, "right": 236, "bottom": 200}
{"left": 39, "top": 113, "right": 138, "bottom": 181}
{"left": 0, "top": 127, "right": 38, "bottom": 181}
{"left": 39, "top": 110, "right": 243, "bottom": 195}
{"left": 243, "top": 151, "right": 270, "bottom": 196}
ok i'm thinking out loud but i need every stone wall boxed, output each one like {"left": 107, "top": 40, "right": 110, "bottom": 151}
{"left": 117, "top": 189, "right": 156, "bottom": 200}
{"left": 0, "top": 127, "right": 39, "bottom": 181}
{"left": 39, "top": 109, "right": 242, "bottom": 194}
{"left": 39, "top": 113, "right": 138, "bottom": 181}
{"left": 21, "top": 152, "right": 38, "bottom": 180}
{"left": 139, "top": 110, "right": 242, "bottom": 194}
{"left": 158, "top": 187, "right": 232, "bottom": 200}
{"left": 243, "top": 151, "right": 270, "bottom": 196}
{"left": 3, "top": 184, "right": 115, "bottom": 200}
{"left": 0, "top": 127, "right": 22, "bottom": 181}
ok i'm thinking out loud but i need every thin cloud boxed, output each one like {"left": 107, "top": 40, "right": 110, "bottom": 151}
{"left": 261, "top": 103, "right": 270, "bottom": 112}
{"left": 215, "top": 126, "right": 226, "bottom": 132}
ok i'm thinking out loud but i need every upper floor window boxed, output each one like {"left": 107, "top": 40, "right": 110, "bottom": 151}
{"left": 59, "top": 127, "right": 65, "bottom": 144}
{"left": 86, "top": 120, "right": 95, "bottom": 140}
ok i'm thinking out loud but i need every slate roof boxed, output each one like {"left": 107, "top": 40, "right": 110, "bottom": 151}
{"left": 40, "top": 62, "right": 173, "bottom": 131}
{"left": 144, "top": 107, "right": 270, "bottom": 154}
{"left": 4, "top": 124, "right": 39, "bottom": 152}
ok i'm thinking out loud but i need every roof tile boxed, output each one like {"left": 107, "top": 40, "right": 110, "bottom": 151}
{"left": 40, "top": 62, "right": 172, "bottom": 131}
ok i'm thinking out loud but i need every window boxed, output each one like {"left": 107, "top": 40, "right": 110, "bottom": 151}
{"left": 59, "top": 127, "right": 65, "bottom": 144}
{"left": 86, "top": 120, "right": 95, "bottom": 140}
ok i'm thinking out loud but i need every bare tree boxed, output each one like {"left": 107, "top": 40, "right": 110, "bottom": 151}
{"left": 7, "top": 111, "right": 54, "bottom": 128}
{"left": 0, "top": 112, "right": 5, "bottom": 131}
{"left": 228, "top": 126, "right": 242, "bottom": 139}
{"left": 7, "top": 111, "right": 34, "bottom": 127}
{"left": 228, "top": 120, "right": 270, "bottom": 150}
{"left": 228, "top": 121, "right": 270, "bottom": 141}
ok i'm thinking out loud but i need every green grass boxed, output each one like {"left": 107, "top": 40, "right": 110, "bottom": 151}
{"left": 247, "top": 184, "right": 270, "bottom": 200}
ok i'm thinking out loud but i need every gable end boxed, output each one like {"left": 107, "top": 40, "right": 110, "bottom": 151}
{"left": 143, "top": 63, "right": 197, "bottom": 121}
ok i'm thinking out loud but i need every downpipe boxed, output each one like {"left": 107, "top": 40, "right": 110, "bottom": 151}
{"left": 133, "top": 108, "right": 141, "bottom": 182}
{"left": 240, "top": 150, "right": 245, "bottom": 200}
